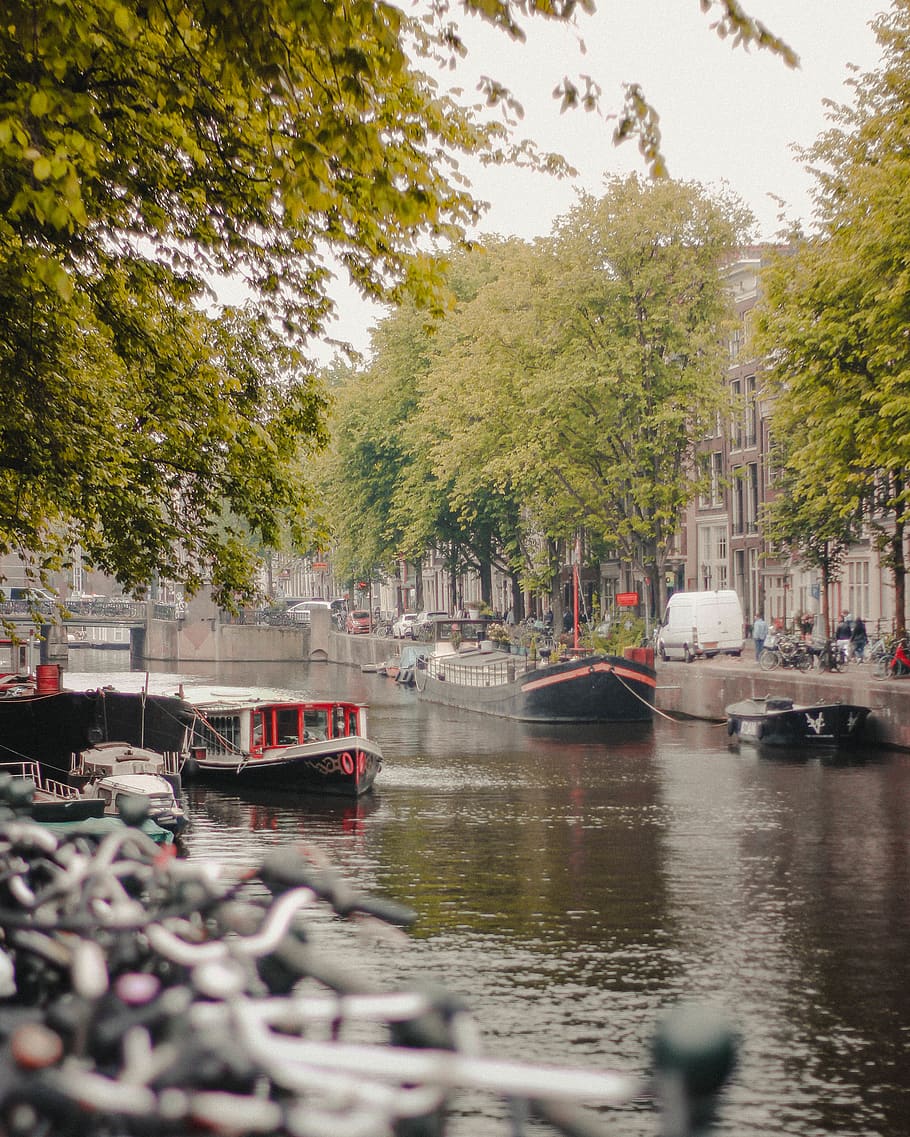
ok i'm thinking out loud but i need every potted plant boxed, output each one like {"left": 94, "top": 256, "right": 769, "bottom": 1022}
{"left": 487, "top": 622, "right": 510, "bottom": 649}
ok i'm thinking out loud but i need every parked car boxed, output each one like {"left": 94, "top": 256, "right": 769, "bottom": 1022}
{"left": 392, "top": 612, "right": 420, "bottom": 639}
{"left": 345, "top": 609, "right": 372, "bottom": 635}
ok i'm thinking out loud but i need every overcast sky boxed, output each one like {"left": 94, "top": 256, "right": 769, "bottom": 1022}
{"left": 320, "top": 1, "right": 885, "bottom": 357}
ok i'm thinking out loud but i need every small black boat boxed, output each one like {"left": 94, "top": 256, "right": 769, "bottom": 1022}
{"left": 725, "top": 695, "right": 870, "bottom": 747}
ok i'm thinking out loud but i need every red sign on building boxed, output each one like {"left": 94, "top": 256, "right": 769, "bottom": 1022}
{"left": 616, "top": 592, "right": 639, "bottom": 607}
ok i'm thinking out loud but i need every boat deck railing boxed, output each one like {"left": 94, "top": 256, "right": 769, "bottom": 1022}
{"left": 69, "top": 750, "right": 184, "bottom": 778}
{"left": 0, "top": 760, "right": 81, "bottom": 800}
{"left": 428, "top": 654, "right": 533, "bottom": 687}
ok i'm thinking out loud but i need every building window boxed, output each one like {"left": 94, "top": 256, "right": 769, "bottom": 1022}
{"left": 847, "top": 561, "right": 870, "bottom": 621}
{"left": 748, "top": 464, "right": 759, "bottom": 533}
{"left": 728, "top": 318, "right": 741, "bottom": 357}
{"left": 730, "top": 378, "right": 742, "bottom": 450}
{"left": 699, "top": 451, "right": 724, "bottom": 508}
{"left": 744, "top": 375, "right": 757, "bottom": 448}
{"left": 698, "top": 525, "right": 729, "bottom": 590}
{"left": 732, "top": 466, "right": 744, "bottom": 535}
{"left": 715, "top": 526, "right": 728, "bottom": 588}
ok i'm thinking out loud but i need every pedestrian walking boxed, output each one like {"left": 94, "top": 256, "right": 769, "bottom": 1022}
{"left": 751, "top": 613, "right": 768, "bottom": 660}
{"left": 836, "top": 614, "right": 853, "bottom": 662}
{"left": 851, "top": 615, "right": 868, "bottom": 662}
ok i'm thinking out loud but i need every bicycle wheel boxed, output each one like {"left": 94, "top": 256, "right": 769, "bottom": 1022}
{"left": 875, "top": 655, "right": 891, "bottom": 680}
{"left": 759, "top": 648, "right": 779, "bottom": 671}
{"left": 797, "top": 651, "right": 813, "bottom": 672}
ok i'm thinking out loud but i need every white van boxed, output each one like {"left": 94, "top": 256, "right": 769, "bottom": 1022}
{"left": 657, "top": 590, "right": 744, "bottom": 662}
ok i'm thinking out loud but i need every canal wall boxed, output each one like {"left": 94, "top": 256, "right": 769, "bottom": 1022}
{"left": 322, "top": 634, "right": 910, "bottom": 752}
{"left": 139, "top": 617, "right": 910, "bottom": 750}
{"left": 142, "top": 610, "right": 393, "bottom": 666}
{"left": 654, "top": 657, "right": 909, "bottom": 750}
{"left": 143, "top": 617, "right": 311, "bottom": 664}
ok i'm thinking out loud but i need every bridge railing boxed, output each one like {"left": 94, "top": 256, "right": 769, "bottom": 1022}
{"left": 0, "top": 599, "right": 148, "bottom": 621}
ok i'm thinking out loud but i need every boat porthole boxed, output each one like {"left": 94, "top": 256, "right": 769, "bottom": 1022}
{"left": 340, "top": 751, "right": 355, "bottom": 775}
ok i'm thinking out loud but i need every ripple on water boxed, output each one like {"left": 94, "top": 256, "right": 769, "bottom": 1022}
{"left": 69, "top": 663, "right": 910, "bottom": 1137}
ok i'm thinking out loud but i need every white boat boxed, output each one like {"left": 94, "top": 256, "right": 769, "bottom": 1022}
{"left": 70, "top": 741, "right": 187, "bottom": 833}
{"left": 0, "top": 758, "right": 176, "bottom": 843}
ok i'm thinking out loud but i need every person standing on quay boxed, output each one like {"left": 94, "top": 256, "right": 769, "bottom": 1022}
{"left": 751, "top": 613, "right": 768, "bottom": 660}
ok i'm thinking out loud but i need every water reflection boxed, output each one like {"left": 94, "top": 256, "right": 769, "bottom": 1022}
{"left": 65, "top": 656, "right": 910, "bottom": 1137}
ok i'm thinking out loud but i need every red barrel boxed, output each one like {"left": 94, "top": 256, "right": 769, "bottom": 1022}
{"left": 35, "top": 664, "right": 61, "bottom": 694}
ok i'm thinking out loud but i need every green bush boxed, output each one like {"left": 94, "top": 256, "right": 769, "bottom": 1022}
{"left": 588, "top": 615, "right": 647, "bottom": 655}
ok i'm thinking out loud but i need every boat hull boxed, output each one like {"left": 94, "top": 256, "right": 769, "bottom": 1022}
{"left": 184, "top": 735, "right": 382, "bottom": 796}
{"left": 0, "top": 690, "right": 192, "bottom": 780}
{"left": 415, "top": 653, "right": 656, "bottom": 723}
{"left": 725, "top": 697, "right": 870, "bottom": 747}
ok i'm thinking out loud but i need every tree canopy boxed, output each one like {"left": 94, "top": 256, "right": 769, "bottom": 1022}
{"left": 0, "top": 0, "right": 790, "bottom": 602}
{"left": 754, "top": 0, "right": 910, "bottom": 630}
{"left": 324, "top": 175, "right": 750, "bottom": 617}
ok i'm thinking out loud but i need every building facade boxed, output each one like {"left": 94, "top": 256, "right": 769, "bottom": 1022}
{"left": 678, "top": 249, "right": 896, "bottom": 638}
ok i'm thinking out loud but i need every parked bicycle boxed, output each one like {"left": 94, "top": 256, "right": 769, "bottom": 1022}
{"left": 0, "top": 785, "right": 738, "bottom": 1137}
{"left": 759, "top": 634, "right": 813, "bottom": 671}
{"left": 874, "top": 635, "right": 910, "bottom": 679}
{"left": 813, "top": 638, "right": 848, "bottom": 673}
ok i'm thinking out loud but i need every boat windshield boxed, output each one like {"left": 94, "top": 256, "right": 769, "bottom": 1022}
{"left": 269, "top": 705, "right": 330, "bottom": 745}
{"left": 304, "top": 708, "right": 328, "bottom": 740}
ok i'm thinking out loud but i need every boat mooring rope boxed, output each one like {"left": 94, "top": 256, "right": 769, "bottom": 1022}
{"left": 608, "top": 666, "right": 683, "bottom": 724}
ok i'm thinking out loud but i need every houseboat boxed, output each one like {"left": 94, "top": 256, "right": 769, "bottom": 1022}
{"left": 411, "top": 617, "right": 656, "bottom": 724}
{"left": 183, "top": 690, "right": 382, "bottom": 796}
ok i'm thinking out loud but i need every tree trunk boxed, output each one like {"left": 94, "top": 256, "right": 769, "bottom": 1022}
{"left": 479, "top": 559, "right": 493, "bottom": 609}
{"left": 892, "top": 473, "right": 907, "bottom": 633}
{"left": 510, "top": 572, "right": 524, "bottom": 622}
{"left": 549, "top": 538, "right": 564, "bottom": 626}
{"left": 821, "top": 553, "right": 832, "bottom": 639}
{"left": 414, "top": 558, "right": 423, "bottom": 611}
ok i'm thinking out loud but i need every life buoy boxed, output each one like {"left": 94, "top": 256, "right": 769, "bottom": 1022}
{"left": 356, "top": 751, "right": 366, "bottom": 777}
{"left": 340, "top": 751, "right": 355, "bottom": 775}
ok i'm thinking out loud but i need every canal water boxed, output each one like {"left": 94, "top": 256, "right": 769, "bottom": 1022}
{"left": 68, "top": 653, "right": 910, "bottom": 1137}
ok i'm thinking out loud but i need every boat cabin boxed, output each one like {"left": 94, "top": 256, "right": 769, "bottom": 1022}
{"left": 71, "top": 741, "right": 182, "bottom": 782}
{"left": 415, "top": 616, "right": 493, "bottom": 655}
{"left": 190, "top": 698, "right": 369, "bottom": 762}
